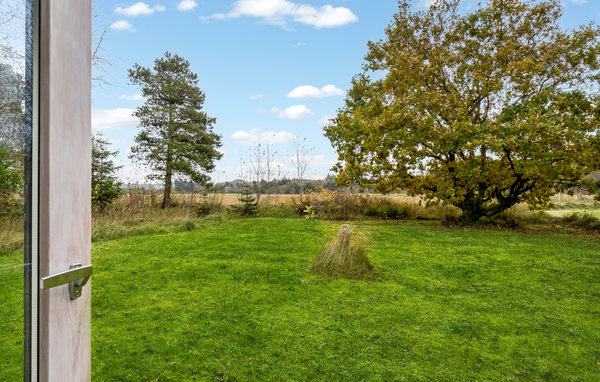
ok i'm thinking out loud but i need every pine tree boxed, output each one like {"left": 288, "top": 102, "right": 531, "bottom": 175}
{"left": 128, "top": 52, "right": 223, "bottom": 209}
{"left": 233, "top": 187, "right": 258, "bottom": 216}
{"left": 92, "top": 134, "right": 123, "bottom": 210}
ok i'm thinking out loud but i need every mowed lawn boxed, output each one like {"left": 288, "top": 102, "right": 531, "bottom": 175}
{"left": 90, "top": 218, "right": 600, "bottom": 381}
{"left": 1, "top": 218, "right": 600, "bottom": 381}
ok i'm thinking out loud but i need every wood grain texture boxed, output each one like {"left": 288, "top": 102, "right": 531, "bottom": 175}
{"left": 38, "top": 0, "right": 92, "bottom": 380}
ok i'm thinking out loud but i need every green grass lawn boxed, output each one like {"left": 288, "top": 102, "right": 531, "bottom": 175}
{"left": 2, "top": 218, "right": 600, "bottom": 381}
{"left": 0, "top": 250, "right": 24, "bottom": 381}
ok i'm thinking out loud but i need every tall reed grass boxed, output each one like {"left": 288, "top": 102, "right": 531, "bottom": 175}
{"left": 311, "top": 224, "right": 372, "bottom": 278}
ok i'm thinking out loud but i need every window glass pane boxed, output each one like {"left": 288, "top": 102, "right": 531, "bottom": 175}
{"left": 0, "top": 0, "right": 33, "bottom": 380}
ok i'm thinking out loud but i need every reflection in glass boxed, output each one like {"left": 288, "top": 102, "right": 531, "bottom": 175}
{"left": 0, "top": 0, "right": 33, "bottom": 380}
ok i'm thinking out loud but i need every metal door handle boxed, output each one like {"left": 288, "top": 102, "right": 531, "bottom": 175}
{"left": 40, "top": 263, "right": 92, "bottom": 300}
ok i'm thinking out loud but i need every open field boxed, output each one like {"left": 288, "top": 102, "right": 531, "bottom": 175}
{"left": 115, "top": 190, "right": 598, "bottom": 217}
{"left": 2, "top": 217, "right": 600, "bottom": 381}
{"left": 544, "top": 194, "right": 600, "bottom": 218}
{"left": 547, "top": 210, "right": 600, "bottom": 218}
{"left": 116, "top": 190, "right": 423, "bottom": 208}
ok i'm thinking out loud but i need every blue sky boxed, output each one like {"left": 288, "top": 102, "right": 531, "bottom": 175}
{"left": 91, "top": 0, "right": 600, "bottom": 184}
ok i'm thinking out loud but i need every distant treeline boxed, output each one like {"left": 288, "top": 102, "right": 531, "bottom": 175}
{"left": 173, "top": 175, "right": 339, "bottom": 195}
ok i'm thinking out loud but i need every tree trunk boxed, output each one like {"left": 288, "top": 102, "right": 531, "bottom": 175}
{"left": 458, "top": 193, "right": 486, "bottom": 223}
{"left": 162, "top": 103, "right": 174, "bottom": 209}
{"left": 459, "top": 193, "right": 519, "bottom": 223}
{"left": 162, "top": 171, "right": 172, "bottom": 209}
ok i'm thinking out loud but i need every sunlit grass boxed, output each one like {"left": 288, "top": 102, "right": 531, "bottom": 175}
{"left": 2, "top": 217, "right": 599, "bottom": 380}
{"left": 88, "top": 219, "right": 600, "bottom": 381}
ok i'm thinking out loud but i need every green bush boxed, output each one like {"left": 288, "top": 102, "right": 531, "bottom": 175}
{"left": 365, "top": 201, "right": 407, "bottom": 220}
{"left": 92, "top": 134, "right": 123, "bottom": 210}
{"left": 195, "top": 201, "right": 214, "bottom": 217}
{"left": 0, "top": 147, "right": 23, "bottom": 213}
{"left": 288, "top": 190, "right": 462, "bottom": 221}
{"left": 563, "top": 213, "right": 600, "bottom": 230}
{"left": 232, "top": 188, "right": 258, "bottom": 216}
{"left": 488, "top": 211, "right": 523, "bottom": 228}
{"left": 92, "top": 181, "right": 124, "bottom": 211}
{"left": 292, "top": 191, "right": 411, "bottom": 220}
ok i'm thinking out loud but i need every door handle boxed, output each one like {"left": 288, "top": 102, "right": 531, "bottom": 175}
{"left": 40, "top": 263, "right": 92, "bottom": 300}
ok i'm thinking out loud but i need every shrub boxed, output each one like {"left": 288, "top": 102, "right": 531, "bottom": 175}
{"left": 92, "top": 134, "right": 124, "bottom": 210}
{"left": 364, "top": 200, "right": 407, "bottom": 220}
{"left": 311, "top": 224, "right": 372, "bottom": 278}
{"left": 195, "top": 201, "right": 214, "bottom": 217}
{"left": 292, "top": 190, "right": 400, "bottom": 220}
{"left": 0, "top": 147, "right": 23, "bottom": 213}
{"left": 184, "top": 220, "right": 197, "bottom": 231}
{"left": 290, "top": 190, "right": 441, "bottom": 220}
{"left": 92, "top": 182, "right": 124, "bottom": 211}
{"left": 232, "top": 188, "right": 258, "bottom": 216}
{"left": 488, "top": 210, "right": 523, "bottom": 228}
{"left": 563, "top": 213, "right": 600, "bottom": 230}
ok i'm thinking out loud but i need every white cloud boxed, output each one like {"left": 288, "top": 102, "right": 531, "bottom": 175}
{"left": 231, "top": 128, "right": 297, "bottom": 145}
{"left": 119, "top": 93, "right": 146, "bottom": 101}
{"left": 115, "top": 2, "right": 166, "bottom": 17}
{"left": 286, "top": 84, "right": 344, "bottom": 99}
{"left": 177, "top": 0, "right": 198, "bottom": 11}
{"left": 570, "top": 0, "right": 587, "bottom": 4}
{"left": 250, "top": 94, "right": 265, "bottom": 100}
{"left": 272, "top": 105, "right": 313, "bottom": 119}
{"left": 316, "top": 114, "right": 334, "bottom": 125}
{"left": 92, "top": 108, "right": 139, "bottom": 130}
{"left": 293, "top": 42, "right": 307, "bottom": 48}
{"left": 201, "top": 0, "right": 358, "bottom": 29}
{"left": 110, "top": 20, "right": 135, "bottom": 31}
{"left": 292, "top": 4, "right": 357, "bottom": 28}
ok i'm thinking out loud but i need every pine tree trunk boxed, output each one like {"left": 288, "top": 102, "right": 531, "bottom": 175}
{"left": 162, "top": 171, "right": 172, "bottom": 209}
{"left": 162, "top": 103, "right": 174, "bottom": 209}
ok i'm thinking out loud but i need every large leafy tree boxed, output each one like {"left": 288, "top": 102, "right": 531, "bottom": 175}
{"left": 92, "top": 134, "right": 123, "bottom": 210}
{"left": 325, "top": 0, "right": 600, "bottom": 222}
{"left": 129, "top": 52, "right": 223, "bottom": 208}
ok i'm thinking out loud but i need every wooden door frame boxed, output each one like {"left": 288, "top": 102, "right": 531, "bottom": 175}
{"left": 37, "top": 0, "right": 92, "bottom": 380}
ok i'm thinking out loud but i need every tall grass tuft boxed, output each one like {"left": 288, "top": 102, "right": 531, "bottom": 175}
{"left": 311, "top": 224, "right": 372, "bottom": 278}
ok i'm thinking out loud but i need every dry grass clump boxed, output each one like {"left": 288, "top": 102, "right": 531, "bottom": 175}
{"left": 0, "top": 213, "right": 24, "bottom": 253}
{"left": 311, "top": 224, "right": 373, "bottom": 278}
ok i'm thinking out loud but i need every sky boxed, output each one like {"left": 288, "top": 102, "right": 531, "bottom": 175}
{"left": 91, "top": 0, "right": 600, "bottom": 184}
